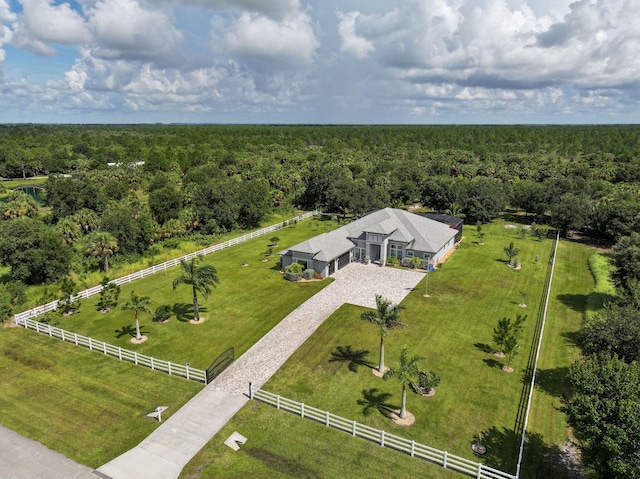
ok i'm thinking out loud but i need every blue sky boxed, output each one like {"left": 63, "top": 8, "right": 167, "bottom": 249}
{"left": 0, "top": 0, "right": 638, "bottom": 124}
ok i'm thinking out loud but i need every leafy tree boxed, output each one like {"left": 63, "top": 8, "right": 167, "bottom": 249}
{"left": 100, "top": 205, "right": 156, "bottom": 255}
{"left": 610, "top": 233, "right": 640, "bottom": 294}
{"left": 85, "top": 231, "right": 119, "bottom": 273}
{"left": 493, "top": 318, "right": 511, "bottom": 355}
{"left": 149, "top": 186, "right": 183, "bottom": 225}
{"left": 172, "top": 256, "right": 220, "bottom": 322}
{"left": 462, "top": 177, "right": 507, "bottom": 223}
{"left": 383, "top": 346, "right": 424, "bottom": 420}
{"left": 502, "top": 334, "right": 519, "bottom": 371}
{"left": 192, "top": 179, "right": 239, "bottom": 233}
{"left": 97, "top": 277, "right": 120, "bottom": 312}
{"left": 269, "top": 236, "right": 280, "bottom": 246}
{"left": 476, "top": 224, "right": 485, "bottom": 244}
{"left": 58, "top": 277, "right": 78, "bottom": 315}
{"left": 121, "top": 291, "right": 152, "bottom": 341}
{"left": 550, "top": 193, "right": 592, "bottom": 236}
{"left": 563, "top": 354, "right": 640, "bottom": 479}
{"left": 360, "top": 295, "right": 407, "bottom": 374}
{"left": 45, "top": 174, "right": 103, "bottom": 221}
{"left": 2, "top": 190, "right": 38, "bottom": 220}
{"left": 503, "top": 242, "right": 520, "bottom": 266}
{"left": 0, "top": 217, "right": 71, "bottom": 284}
{"left": 237, "top": 179, "right": 271, "bottom": 228}
{"left": 580, "top": 304, "right": 640, "bottom": 362}
{"left": 55, "top": 217, "right": 82, "bottom": 245}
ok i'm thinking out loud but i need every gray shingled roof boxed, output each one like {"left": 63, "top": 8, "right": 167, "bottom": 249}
{"left": 280, "top": 208, "right": 457, "bottom": 262}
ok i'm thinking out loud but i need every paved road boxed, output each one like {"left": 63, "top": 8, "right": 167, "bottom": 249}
{"left": 0, "top": 424, "right": 97, "bottom": 479}
{"left": 2, "top": 264, "right": 424, "bottom": 479}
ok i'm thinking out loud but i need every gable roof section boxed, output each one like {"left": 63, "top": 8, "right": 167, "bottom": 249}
{"left": 280, "top": 208, "right": 457, "bottom": 262}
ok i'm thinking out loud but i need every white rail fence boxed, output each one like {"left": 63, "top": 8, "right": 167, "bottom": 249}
{"left": 249, "top": 385, "right": 516, "bottom": 479}
{"left": 18, "top": 317, "right": 207, "bottom": 383}
{"left": 14, "top": 211, "right": 318, "bottom": 324}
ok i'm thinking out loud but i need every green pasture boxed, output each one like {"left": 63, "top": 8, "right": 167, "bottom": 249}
{"left": 39, "top": 217, "right": 339, "bottom": 368}
{"left": 0, "top": 327, "right": 202, "bottom": 468}
{"left": 184, "top": 220, "right": 597, "bottom": 478}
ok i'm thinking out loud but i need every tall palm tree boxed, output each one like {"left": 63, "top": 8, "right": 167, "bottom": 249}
{"left": 85, "top": 231, "right": 119, "bottom": 273}
{"left": 172, "top": 256, "right": 219, "bottom": 322}
{"left": 361, "top": 294, "right": 407, "bottom": 374}
{"left": 383, "top": 346, "right": 424, "bottom": 420}
{"left": 121, "top": 291, "right": 152, "bottom": 341}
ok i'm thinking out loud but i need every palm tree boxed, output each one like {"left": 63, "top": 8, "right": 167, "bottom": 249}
{"left": 85, "top": 231, "right": 119, "bottom": 273}
{"left": 383, "top": 346, "right": 424, "bottom": 420}
{"left": 72, "top": 208, "right": 99, "bottom": 234}
{"left": 172, "top": 256, "right": 219, "bottom": 322}
{"left": 361, "top": 294, "right": 407, "bottom": 374}
{"left": 56, "top": 217, "right": 82, "bottom": 245}
{"left": 121, "top": 291, "right": 152, "bottom": 341}
{"left": 504, "top": 242, "right": 520, "bottom": 266}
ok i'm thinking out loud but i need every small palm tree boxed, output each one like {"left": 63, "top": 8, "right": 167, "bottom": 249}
{"left": 361, "top": 295, "right": 407, "bottom": 374}
{"left": 85, "top": 231, "right": 119, "bottom": 273}
{"left": 383, "top": 346, "right": 424, "bottom": 420}
{"left": 121, "top": 291, "right": 152, "bottom": 341}
{"left": 172, "top": 256, "right": 219, "bottom": 322}
{"left": 504, "top": 242, "right": 520, "bottom": 266}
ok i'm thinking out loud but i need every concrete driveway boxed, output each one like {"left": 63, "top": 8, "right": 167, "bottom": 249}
{"left": 3, "top": 263, "right": 424, "bottom": 479}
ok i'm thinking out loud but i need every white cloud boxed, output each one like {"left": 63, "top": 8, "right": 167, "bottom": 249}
{"left": 225, "top": 9, "right": 318, "bottom": 65}
{"left": 87, "top": 0, "right": 184, "bottom": 64}
{"left": 336, "top": 11, "right": 374, "bottom": 59}
{"left": 0, "top": 0, "right": 15, "bottom": 63}
{"left": 12, "top": 0, "right": 91, "bottom": 55}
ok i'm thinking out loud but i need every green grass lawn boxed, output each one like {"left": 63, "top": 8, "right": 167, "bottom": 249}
{"left": 0, "top": 327, "right": 202, "bottom": 468}
{"left": 183, "top": 220, "right": 597, "bottom": 478}
{"left": 32, "top": 217, "right": 339, "bottom": 368}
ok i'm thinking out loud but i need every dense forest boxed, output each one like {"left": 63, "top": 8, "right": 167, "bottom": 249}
{"left": 1, "top": 124, "right": 640, "bottom": 477}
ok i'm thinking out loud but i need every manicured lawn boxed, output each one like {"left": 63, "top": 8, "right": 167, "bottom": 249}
{"left": 43, "top": 217, "right": 339, "bottom": 369}
{"left": 183, "top": 220, "right": 594, "bottom": 478}
{"left": 0, "top": 327, "right": 202, "bottom": 468}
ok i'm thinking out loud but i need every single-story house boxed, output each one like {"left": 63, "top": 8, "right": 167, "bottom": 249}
{"left": 279, "top": 208, "right": 459, "bottom": 278}
{"left": 417, "top": 213, "right": 464, "bottom": 243}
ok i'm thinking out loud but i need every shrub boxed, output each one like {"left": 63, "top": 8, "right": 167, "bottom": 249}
{"left": 401, "top": 256, "right": 424, "bottom": 269}
{"left": 153, "top": 305, "right": 172, "bottom": 322}
{"left": 284, "top": 263, "right": 303, "bottom": 282}
{"left": 302, "top": 269, "right": 315, "bottom": 280}
{"left": 386, "top": 255, "right": 400, "bottom": 266}
{"left": 411, "top": 371, "right": 441, "bottom": 394}
{"left": 313, "top": 271, "right": 324, "bottom": 280}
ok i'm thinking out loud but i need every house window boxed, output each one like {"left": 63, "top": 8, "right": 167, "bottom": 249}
{"left": 389, "top": 243, "right": 403, "bottom": 259}
{"left": 406, "top": 251, "right": 414, "bottom": 258}
{"left": 354, "top": 247, "right": 366, "bottom": 261}
{"left": 423, "top": 253, "right": 430, "bottom": 259}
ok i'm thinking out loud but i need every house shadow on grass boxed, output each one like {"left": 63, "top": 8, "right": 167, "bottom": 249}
{"left": 329, "top": 345, "right": 373, "bottom": 372}
{"left": 172, "top": 303, "right": 207, "bottom": 322}
{"left": 357, "top": 388, "right": 398, "bottom": 418}
{"left": 115, "top": 324, "right": 148, "bottom": 338}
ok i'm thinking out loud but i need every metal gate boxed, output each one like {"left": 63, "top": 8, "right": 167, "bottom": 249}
{"left": 205, "top": 347, "right": 234, "bottom": 383}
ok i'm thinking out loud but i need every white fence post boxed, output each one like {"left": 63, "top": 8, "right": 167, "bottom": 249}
{"left": 380, "top": 430, "right": 385, "bottom": 447}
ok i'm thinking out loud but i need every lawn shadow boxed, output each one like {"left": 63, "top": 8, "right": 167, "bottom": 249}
{"left": 556, "top": 294, "right": 587, "bottom": 313}
{"left": 474, "top": 342, "right": 494, "bottom": 354}
{"left": 115, "top": 324, "right": 148, "bottom": 338}
{"left": 172, "top": 302, "right": 207, "bottom": 322}
{"left": 480, "top": 425, "right": 584, "bottom": 478}
{"left": 561, "top": 330, "right": 581, "bottom": 348}
{"left": 357, "top": 388, "right": 398, "bottom": 418}
{"left": 246, "top": 447, "right": 321, "bottom": 479}
{"left": 483, "top": 358, "right": 503, "bottom": 370}
{"left": 534, "top": 366, "right": 571, "bottom": 400}
{"left": 329, "top": 345, "right": 373, "bottom": 372}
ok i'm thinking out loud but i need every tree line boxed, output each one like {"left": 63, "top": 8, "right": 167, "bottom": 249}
{"left": 0, "top": 124, "right": 638, "bottom": 311}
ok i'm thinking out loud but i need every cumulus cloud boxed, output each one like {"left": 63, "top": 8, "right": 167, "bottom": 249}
{"left": 11, "top": 0, "right": 91, "bottom": 55}
{"left": 224, "top": 9, "right": 318, "bottom": 66}
{"left": 179, "top": 0, "right": 301, "bottom": 20}
{"left": 337, "top": 11, "right": 374, "bottom": 59}
{"left": 0, "top": 0, "right": 15, "bottom": 63}
{"left": 87, "top": 0, "right": 184, "bottom": 64}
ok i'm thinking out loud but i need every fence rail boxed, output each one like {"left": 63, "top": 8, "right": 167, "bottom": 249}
{"left": 14, "top": 211, "right": 317, "bottom": 323}
{"left": 19, "top": 317, "right": 207, "bottom": 383}
{"left": 249, "top": 385, "right": 516, "bottom": 479}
